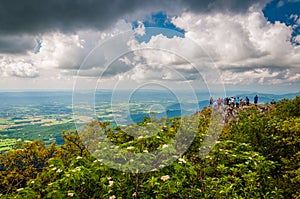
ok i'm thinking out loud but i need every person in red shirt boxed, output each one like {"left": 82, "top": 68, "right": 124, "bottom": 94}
{"left": 217, "top": 98, "right": 222, "bottom": 106}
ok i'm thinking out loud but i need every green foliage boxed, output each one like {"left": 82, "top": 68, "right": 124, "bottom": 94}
{"left": 0, "top": 131, "right": 89, "bottom": 196}
{"left": 0, "top": 96, "right": 299, "bottom": 198}
{"left": 229, "top": 96, "right": 300, "bottom": 198}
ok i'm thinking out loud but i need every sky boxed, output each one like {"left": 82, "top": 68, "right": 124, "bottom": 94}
{"left": 0, "top": 0, "right": 299, "bottom": 93}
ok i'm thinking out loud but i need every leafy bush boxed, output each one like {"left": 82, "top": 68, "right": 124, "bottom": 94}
{"left": 0, "top": 96, "right": 299, "bottom": 198}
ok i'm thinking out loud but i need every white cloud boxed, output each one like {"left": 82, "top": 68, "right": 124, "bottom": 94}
{"left": 0, "top": 57, "right": 38, "bottom": 78}
{"left": 0, "top": 19, "right": 132, "bottom": 80}
{"left": 122, "top": 34, "right": 205, "bottom": 82}
{"left": 102, "top": 7, "right": 300, "bottom": 87}
{"left": 0, "top": 7, "right": 299, "bottom": 91}
{"left": 295, "top": 35, "right": 300, "bottom": 43}
{"left": 134, "top": 21, "right": 146, "bottom": 36}
{"left": 170, "top": 8, "right": 300, "bottom": 85}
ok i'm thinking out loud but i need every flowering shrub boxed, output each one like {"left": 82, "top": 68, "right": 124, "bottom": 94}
{"left": 0, "top": 96, "right": 299, "bottom": 198}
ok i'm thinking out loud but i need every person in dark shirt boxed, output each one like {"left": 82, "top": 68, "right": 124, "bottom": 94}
{"left": 254, "top": 95, "right": 258, "bottom": 106}
{"left": 224, "top": 97, "right": 228, "bottom": 106}
{"left": 210, "top": 97, "right": 213, "bottom": 106}
{"left": 245, "top": 96, "right": 250, "bottom": 106}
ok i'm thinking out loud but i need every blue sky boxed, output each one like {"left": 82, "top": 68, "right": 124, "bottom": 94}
{"left": 0, "top": 0, "right": 299, "bottom": 93}
{"left": 263, "top": 0, "right": 300, "bottom": 44}
{"left": 132, "top": 12, "right": 185, "bottom": 43}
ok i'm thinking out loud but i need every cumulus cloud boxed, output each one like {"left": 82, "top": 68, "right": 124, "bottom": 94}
{"left": 134, "top": 21, "right": 146, "bottom": 36}
{"left": 0, "top": 0, "right": 298, "bottom": 91}
{"left": 88, "top": 6, "right": 299, "bottom": 86}
{"left": 0, "top": 57, "right": 39, "bottom": 78}
{"left": 170, "top": 8, "right": 300, "bottom": 85}
{"left": 0, "top": 20, "right": 132, "bottom": 78}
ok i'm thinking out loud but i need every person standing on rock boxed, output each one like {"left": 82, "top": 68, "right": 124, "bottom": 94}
{"left": 254, "top": 95, "right": 258, "bottom": 106}
{"left": 217, "top": 98, "right": 222, "bottom": 106}
{"left": 224, "top": 97, "right": 228, "bottom": 106}
{"left": 236, "top": 97, "right": 240, "bottom": 108}
{"left": 210, "top": 97, "right": 214, "bottom": 106}
{"left": 245, "top": 96, "right": 250, "bottom": 106}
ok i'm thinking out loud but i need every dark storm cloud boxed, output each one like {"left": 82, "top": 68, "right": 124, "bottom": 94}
{"left": 180, "top": 0, "right": 268, "bottom": 13}
{"left": 0, "top": 0, "right": 268, "bottom": 35}
{"left": 0, "top": 35, "right": 36, "bottom": 54}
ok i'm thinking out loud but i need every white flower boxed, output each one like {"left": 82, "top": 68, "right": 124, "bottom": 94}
{"left": 151, "top": 168, "right": 158, "bottom": 172}
{"left": 16, "top": 188, "right": 24, "bottom": 192}
{"left": 109, "top": 195, "right": 116, "bottom": 199}
{"left": 143, "top": 150, "right": 149, "bottom": 153}
{"left": 161, "top": 175, "right": 170, "bottom": 181}
{"left": 67, "top": 192, "right": 74, "bottom": 197}
{"left": 162, "top": 144, "right": 168, "bottom": 149}
{"left": 56, "top": 169, "right": 63, "bottom": 173}
{"left": 72, "top": 167, "right": 81, "bottom": 172}
{"left": 156, "top": 136, "right": 160, "bottom": 139}
{"left": 107, "top": 177, "right": 112, "bottom": 180}
{"left": 48, "top": 183, "right": 53, "bottom": 186}
{"left": 76, "top": 156, "right": 82, "bottom": 160}
{"left": 93, "top": 159, "right": 103, "bottom": 163}
{"left": 138, "top": 136, "right": 144, "bottom": 139}
{"left": 127, "top": 146, "right": 135, "bottom": 150}
{"left": 178, "top": 158, "right": 186, "bottom": 164}
{"left": 31, "top": 180, "right": 35, "bottom": 184}
{"left": 219, "top": 149, "right": 223, "bottom": 152}
{"left": 52, "top": 167, "right": 57, "bottom": 171}
{"left": 129, "top": 159, "right": 134, "bottom": 162}
{"left": 132, "top": 192, "right": 137, "bottom": 197}
{"left": 108, "top": 181, "right": 114, "bottom": 187}
{"left": 66, "top": 174, "right": 70, "bottom": 177}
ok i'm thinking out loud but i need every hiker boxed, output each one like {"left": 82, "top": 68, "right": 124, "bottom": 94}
{"left": 224, "top": 97, "right": 228, "bottom": 106}
{"left": 236, "top": 97, "right": 240, "bottom": 108}
{"left": 217, "top": 98, "right": 222, "bottom": 106}
{"left": 245, "top": 96, "right": 249, "bottom": 106}
{"left": 210, "top": 97, "right": 214, "bottom": 106}
{"left": 254, "top": 95, "right": 258, "bottom": 106}
{"left": 232, "top": 97, "right": 235, "bottom": 108}
{"left": 213, "top": 101, "right": 217, "bottom": 107}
